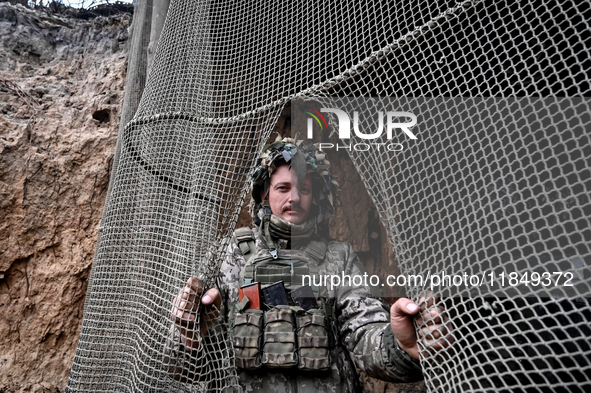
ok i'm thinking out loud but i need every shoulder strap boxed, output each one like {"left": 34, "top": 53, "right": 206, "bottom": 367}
{"left": 234, "top": 227, "right": 257, "bottom": 263}
{"left": 304, "top": 239, "right": 328, "bottom": 263}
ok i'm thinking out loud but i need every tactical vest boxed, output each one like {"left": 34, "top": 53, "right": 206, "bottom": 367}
{"left": 232, "top": 227, "right": 336, "bottom": 372}
{"left": 236, "top": 228, "right": 324, "bottom": 291}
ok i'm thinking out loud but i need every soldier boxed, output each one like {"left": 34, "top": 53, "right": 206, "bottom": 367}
{"left": 166, "top": 137, "right": 452, "bottom": 392}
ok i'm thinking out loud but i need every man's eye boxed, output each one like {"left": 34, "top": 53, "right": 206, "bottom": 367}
{"left": 301, "top": 188, "right": 312, "bottom": 194}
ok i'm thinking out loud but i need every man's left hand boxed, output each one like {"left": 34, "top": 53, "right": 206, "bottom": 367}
{"left": 390, "top": 294, "right": 454, "bottom": 360}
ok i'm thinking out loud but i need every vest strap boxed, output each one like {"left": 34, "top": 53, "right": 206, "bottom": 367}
{"left": 234, "top": 227, "right": 257, "bottom": 263}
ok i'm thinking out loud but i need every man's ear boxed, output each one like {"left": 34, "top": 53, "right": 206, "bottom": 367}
{"left": 260, "top": 189, "right": 267, "bottom": 201}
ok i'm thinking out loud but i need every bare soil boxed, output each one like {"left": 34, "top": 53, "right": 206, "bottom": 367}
{"left": 0, "top": 3, "right": 130, "bottom": 392}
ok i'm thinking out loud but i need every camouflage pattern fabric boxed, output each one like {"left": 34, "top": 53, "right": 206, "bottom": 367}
{"left": 166, "top": 228, "right": 423, "bottom": 392}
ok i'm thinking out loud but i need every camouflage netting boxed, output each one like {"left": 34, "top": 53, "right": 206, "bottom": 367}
{"left": 67, "top": 0, "right": 590, "bottom": 392}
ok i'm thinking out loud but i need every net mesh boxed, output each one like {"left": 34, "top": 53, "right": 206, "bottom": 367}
{"left": 67, "top": 0, "right": 591, "bottom": 392}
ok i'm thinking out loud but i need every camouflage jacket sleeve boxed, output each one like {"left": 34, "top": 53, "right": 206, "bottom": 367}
{"left": 331, "top": 241, "right": 423, "bottom": 382}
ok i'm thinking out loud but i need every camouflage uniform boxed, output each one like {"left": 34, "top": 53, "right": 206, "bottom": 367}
{"left": 166, "top": 227, "right": 423, "bottom": 392}
{"left": 166, "top": 138, "right": 422, "bottom": 391}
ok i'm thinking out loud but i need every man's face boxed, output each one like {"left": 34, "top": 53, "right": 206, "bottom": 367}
{"left": 264, "top": 165, "right": 313, "bottom": 224}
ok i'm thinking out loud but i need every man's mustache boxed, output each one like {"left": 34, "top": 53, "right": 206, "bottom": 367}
{"left": 282, "top": 204, "right": 303, "bottom": 213}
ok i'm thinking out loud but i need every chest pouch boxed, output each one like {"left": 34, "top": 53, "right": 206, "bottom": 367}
{"left": 232, "top": 309, "right": 264, "bottom": 370}
{"left": 296, "top": 308, "right": 332, "bottom": 371}
{"left": 241, "top": 238, "right": 327, "bottom": 292}
{"left": 262, "top": 305, "right": 298, "bottom": 368}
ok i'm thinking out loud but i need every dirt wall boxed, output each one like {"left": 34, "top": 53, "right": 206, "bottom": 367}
{"left": 0, "top": 4, "right": 130, "bottom": 392}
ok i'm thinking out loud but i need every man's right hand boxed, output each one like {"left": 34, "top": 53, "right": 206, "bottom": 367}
{"left": 171, "top": 277, "right": 222, "bottom": 351}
